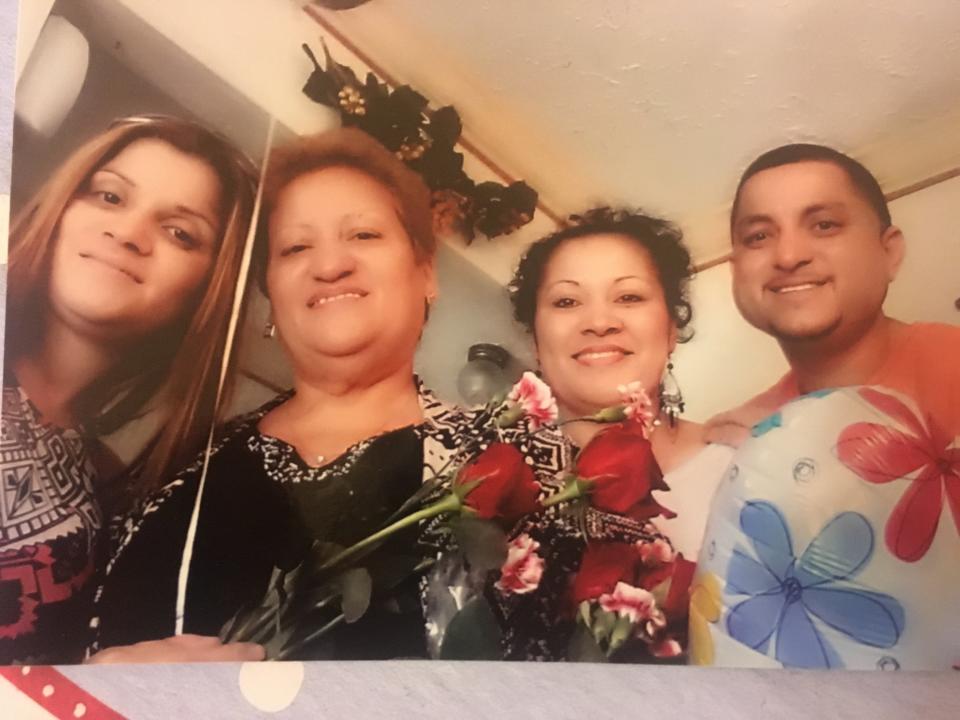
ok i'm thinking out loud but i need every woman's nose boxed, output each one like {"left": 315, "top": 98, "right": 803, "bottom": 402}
{"left": 309, "top": 241, "right": 358, "bottom": 282}
{"left": 581, "top": 304, "right": 623, "bottom": 337}
{"left": 105, "top": 213, "right": 154, "bottom": 256}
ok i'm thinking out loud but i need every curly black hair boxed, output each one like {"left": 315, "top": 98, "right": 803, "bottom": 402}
{"left": 508, "top": 206, "right": 694, "bottom": 341}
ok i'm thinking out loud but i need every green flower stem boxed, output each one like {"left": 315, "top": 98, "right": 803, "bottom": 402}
{"left": 226, "top": 597, "right": 285, "bottom": 644}
{"left": 274, "top": 614, "right": 346, "bottom": 661}
{"left": 555, "top": 405, "right": 628, "bottom": 428}
{"left": 541, "top": 479, "right": 586, "bottom": 508}
{"left": 248, "top": 592, "right": 338, "bottom": 646}
{"left": 230, "top": 495, "right": 462, "bottom": 645}
{"left": 317, "top": 493, "right": 463, "bottom": 572}
{"left": 270, "top": 556, "right": 438, "bottom": 660}
{"left": 494, "top": 404, "right": 524, "bottom": 428}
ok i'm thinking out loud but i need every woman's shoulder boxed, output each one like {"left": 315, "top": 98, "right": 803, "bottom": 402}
{"left": 114, "top": 394, "right": 290, "bottom": 530}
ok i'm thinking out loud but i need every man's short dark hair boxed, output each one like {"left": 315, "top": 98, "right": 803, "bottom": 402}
{"left": 730, "top": 143, "right": 891, "bottom": 231}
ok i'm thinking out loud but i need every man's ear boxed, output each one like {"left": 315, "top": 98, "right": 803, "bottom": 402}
{"left": 881, "top": 225, "right": 906, "bottom": 282}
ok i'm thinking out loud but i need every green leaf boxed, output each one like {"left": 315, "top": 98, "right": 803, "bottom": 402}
{"left": 608, "top": 615, "right": 634, "bottom": 653}
{"left": 649, "top": 577, "right": 672, "bottom": 608}
{"left": 568, "top": 623, "right": 608, "bottom": 663}
{"left": 578, "top": 600, "right": 593, "bottom": 628}
{"left": 338, "top": 567, "right": 373, "bottom": 623}
{"left": 450, "top": 516, "right": 508, "bottom": 573}
{"left": 592, "top": 608, "right": 617, "bottom": 644}
{"left": 439, "top": 597, "right": 502, "bottom": 660}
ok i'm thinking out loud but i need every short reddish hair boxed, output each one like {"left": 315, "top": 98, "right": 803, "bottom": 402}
{"left": 254, "top": 127, "right": 436, "bottom": 291}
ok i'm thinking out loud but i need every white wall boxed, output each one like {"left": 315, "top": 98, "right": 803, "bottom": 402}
{"left": 671, "top": 262, "right": 788, "bottom": 422}
{"left": 885, "top": 175, "right": 960, "bottom": 325}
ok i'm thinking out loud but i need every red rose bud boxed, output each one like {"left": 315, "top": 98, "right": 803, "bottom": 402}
{"left": 454, "top": 443, "right": 541, "bottom": 525}
{"left": 574, "top": 422, "right": 667, "bottom": 513}
{"left": 571, "top": 542, "right": 639, "bottom": 604}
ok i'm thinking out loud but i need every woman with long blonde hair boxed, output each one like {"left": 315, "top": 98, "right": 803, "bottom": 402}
{"left": 1, "top": 116, "right": 257, "bottom": 663}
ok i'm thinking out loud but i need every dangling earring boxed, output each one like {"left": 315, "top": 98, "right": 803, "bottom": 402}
{"left": 659, "top": 358, "right": 685, "bottom": 428}
{"left": 263, "top": 316, "right": 276, "bottom": 339}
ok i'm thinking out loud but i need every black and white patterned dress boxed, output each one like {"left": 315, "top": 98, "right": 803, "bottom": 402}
{"left": 92, "top": 382, "right": 507, "bottom": 659}
{"left": 0, "top": 385, "right": 104, "bottom": 664}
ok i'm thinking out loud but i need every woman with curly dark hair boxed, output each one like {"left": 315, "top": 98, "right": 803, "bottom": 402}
{"left": 491, "top": 207, "right": 732, "bottom": 662}
{"left": 509, "top": 207, "right": 733, "bottom": 560}
{"left": 487, "top": 208, "right": 736, "bottom": 662}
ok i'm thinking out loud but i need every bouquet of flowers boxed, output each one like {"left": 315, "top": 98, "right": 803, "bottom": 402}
{"left": 435, "top": 379, "right": 694, "bottom": 662}
{"left": 218, "top": 373, "right": 554, "bottom": 659}
{"left": 220, "top": 374, "right": 692, "bottom": 662}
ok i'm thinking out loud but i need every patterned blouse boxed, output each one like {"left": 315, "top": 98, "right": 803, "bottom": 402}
{"left": 0, "top": 385, "right": 104, "bottom": 664}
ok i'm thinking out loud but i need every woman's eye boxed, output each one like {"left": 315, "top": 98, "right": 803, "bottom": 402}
{"left": 93, "top": 190, "right": 123, "bottom": 205}
{"left": 617, "top": 293, "right": 645, "bottom": 303}
{"left": 166, "top": 226, "right": 199, "bottom": 249}
{"left": 279, "top": 243, "right": 308, "bottom": 257}
{"left": 552, "top": 297, "right": 579, "bottom": 309}
{"left": 351, "top": 230, "right": 381, "bottom": 241}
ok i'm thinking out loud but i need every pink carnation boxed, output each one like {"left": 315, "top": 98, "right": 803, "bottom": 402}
{"left": 616, "top": 381, "right": 656, "bottom": 434}
{"left": 506, "top": 372, "right": 559, "bottom": 430}
{"left": 598, "top": 582, "right": 658, "bottom": 623}
{"left": 638, "top": 538, "right": 675, "bottom": 566}
{"left": 496, "top": 534, "right": 545, "bottom": 595}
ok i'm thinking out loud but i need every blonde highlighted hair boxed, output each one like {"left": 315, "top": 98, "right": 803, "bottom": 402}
{"left": 6, "top": 117, "right": 257, "bottom": 509}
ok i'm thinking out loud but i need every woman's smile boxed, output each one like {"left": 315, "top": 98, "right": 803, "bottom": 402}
{"left": 572, "top": 344, "right": 634, "bottom": 366}
{"left": 305, "top": 288, "right": 368, "bottom": 309}
{"left": 78, "top": 251, "right": 144, "bottom": 284}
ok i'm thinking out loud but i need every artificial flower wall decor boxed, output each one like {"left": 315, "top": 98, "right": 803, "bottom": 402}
{"left": 301, "top": 41, "right": 539, "bottom": 242}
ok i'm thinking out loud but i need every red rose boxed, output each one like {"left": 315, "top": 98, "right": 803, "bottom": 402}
{"left": 574, "top": 420, "right": 668, "bottom": 514}
{"left": 454, "top": 443, "right": 541, "bottom": 525}
{"left": 571, "top": 542, "right": 639, "bottom": 604}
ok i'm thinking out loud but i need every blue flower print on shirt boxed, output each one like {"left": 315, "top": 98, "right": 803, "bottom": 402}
{"left": 725, "top": 501, "right": 905, "bottom": 669}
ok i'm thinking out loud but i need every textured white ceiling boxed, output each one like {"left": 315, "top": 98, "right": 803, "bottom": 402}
{"left": 320, "top": 0, "right": 960, "bottom": 264}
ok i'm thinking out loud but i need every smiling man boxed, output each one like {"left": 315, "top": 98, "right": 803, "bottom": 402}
{"left": 708, "top": 143, "right": 960, "bottom": 443}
